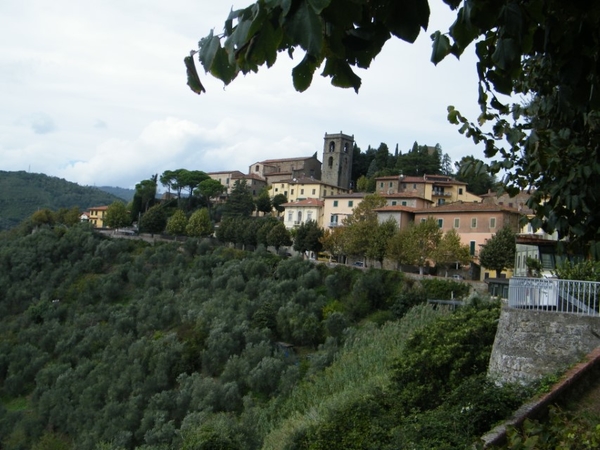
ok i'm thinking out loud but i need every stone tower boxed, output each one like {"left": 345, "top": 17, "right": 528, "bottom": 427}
{"left": 321, "top": 132, "right": 354, "bottom": 189}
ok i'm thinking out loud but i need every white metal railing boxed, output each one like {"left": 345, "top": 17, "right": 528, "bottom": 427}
{"left": 508, "top": 277, "right": 600, "bottom": 316}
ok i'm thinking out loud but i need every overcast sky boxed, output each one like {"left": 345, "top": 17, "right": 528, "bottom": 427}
{"left": 1, "top": 0, "right": 485, "bottom": 189}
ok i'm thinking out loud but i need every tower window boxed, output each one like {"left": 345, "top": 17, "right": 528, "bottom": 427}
{"left": 329, "top": 141, "right": 335, "bottom": 152}
{"left": 343, "top": 143, "right": 349, "bottom": 153}
{"left": 328, "top": 156, "right": 333, "bottom": 168}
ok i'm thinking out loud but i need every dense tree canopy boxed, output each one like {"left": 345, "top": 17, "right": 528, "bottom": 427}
{"left": 189, "top": 0, "right": 600, "bottom": 257}
{"left": 479, "top": 226, "right": 516, "bottom": 278}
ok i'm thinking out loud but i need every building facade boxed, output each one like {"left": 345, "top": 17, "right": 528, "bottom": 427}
{"left": 281, "top": 198, "right": 324, "bottom": 229}
{"left": 375, "top": 174, "right": 481, "bottom": 205}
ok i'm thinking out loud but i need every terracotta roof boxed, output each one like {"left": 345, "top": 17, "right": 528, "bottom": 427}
{"left": 375, "top": 174, "right": 467, "bottom": 185}
{"left": 380, "top": 193, "right": 433, "bottom": 202}
{"left": 281, "top": 198, "right": 324, "bottom": 207}
{"left": 89, "top": 205, "right": 109, "bottom": 211}
{"left": 208, "top": 170, "right": 245, "bottom": 176}
{"left": 413, "top": 201, "right": 521, "bottom": 214}
{"left": 232, "top": 173, "right": 266, "bottom": 181}
{"left": 325, "top": 192, "right": 367, "bottom": 199}
{"left": 279, "top": 177, "right": 344, "bottom": 189}
{"left": 258, "top": 155, "right": 316, "bottom": 164}
{"left": 374, "top": 206, "right": 417, "bottom": 213}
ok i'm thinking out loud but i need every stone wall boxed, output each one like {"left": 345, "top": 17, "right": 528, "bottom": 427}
{"left": 488, "top": 304, "right": 600, "bottom": 384}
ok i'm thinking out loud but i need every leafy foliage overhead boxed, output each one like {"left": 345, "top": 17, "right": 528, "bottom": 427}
{"left": 187, "top": 0, "right": 433, "bottom": 94}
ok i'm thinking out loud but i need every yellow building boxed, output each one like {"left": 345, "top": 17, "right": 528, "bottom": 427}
{"left": 322, "top": 193, "right": 366, "bottom": 229}
{"left": 271, "top": 177, "right": 348, "bottom": 203}
{"left": 375, "top": 174, "right": 481, "bottom": 205}
{"left": 87, "top": 206, "right": 109, "bottom": 228}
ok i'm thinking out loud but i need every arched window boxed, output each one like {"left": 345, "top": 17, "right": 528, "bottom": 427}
{"left": 328, "top": 156, "right": 334, "bottom": 168}
{"left": 343, "top": 142, "right": 349, "bottom": 153}
{"left": 329, "top": 141, "right": 335, "bottom": 152}
{"left": 297, "top": 211, "right": 302, "bottom": 223}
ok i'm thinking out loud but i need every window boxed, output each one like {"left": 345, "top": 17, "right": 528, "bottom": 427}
{"left": 333, "top": 200, "right": 338, "bottom": 207}
{"left": 343, "top": 142, "right": 349, "bottom": 153}
{"left": 329, "top": 141, "right": 335, "bottom": 152}
{"left": 420, "top": 218, "right": 426, "bottom": 223}
{"left": 288, "top": 212, "right": 293, "bottom": 222}
{"left": 275, "top": 188, "right": 279, "bottom": 192}
{"left": 255, "top": 165, "right": 260, "bottom": 172}
{"left": 437, "top": 219, "right": 443, "bottom": 228}
{"left": 413, "top": 183, "right": 416, "bottom": 189}
{"left": 392, "top": 201, "right": 397, "bottom": 206}
{"left": 291, "top": 189, "right": 294, "bottom": 195}
{"left": 459, "top": 188, "right": 463, "bottom": 195}
{"left": 402, "top": 183, "right": 407, "bottom": 189}
{"left": 348, "top": 201, "right": 353, "bottom": 207}
{"left": 331, "top": 214, "right": 338, "bottom": 225}
{"left": 471, "top": 218, "right": 477, "bottom": 228}
{"left": 389, "top": 181, "right": 393, "bottom": 187}
{"left": 307, "top": 212, "right": 312, "bottom": 221}
{"left": 328, "top": 156, "right": 333, "bottom": 168}
{"left": 490, "top": 217, "right": 496, "bottom": 228}
{"left": 380, "top": 182, "right": 384, "bottom": 188}
{"left": 300, "top": 189, "right": 304, "bottom": 195}
{"left": 252, "top": 190, "right": 256, "bottom": 195}
{"left": 226, "top": 178, "right": 229, "bottom": 185}
{"left": 312, "top": 189, "right": 316, "bottom": 195}
{"left": 297, "top": 211, "right": 302, "bottom": 223}
{"left": 401, "top": 201, "right": 407, "bottom": 206}
{"left": 454, "top": 218, "right": 460, "bottom": 228}
{"left": 470, "top": 241, "right": 476, "bottom": 256}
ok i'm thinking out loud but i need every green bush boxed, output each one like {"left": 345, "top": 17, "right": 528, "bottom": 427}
{"left": 389, "top": 299, "right": 501, "bottom": 414}
{"left": 420, "top": 278, "right": 470, "bottom": 300}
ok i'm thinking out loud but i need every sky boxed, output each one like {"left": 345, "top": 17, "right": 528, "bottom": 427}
{"left": 1, "top": 0, "right": 485, "bottom": 190}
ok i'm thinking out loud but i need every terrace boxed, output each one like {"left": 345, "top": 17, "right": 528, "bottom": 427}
{"left": 508, "top": 277, "right": 600, "bottom": 316}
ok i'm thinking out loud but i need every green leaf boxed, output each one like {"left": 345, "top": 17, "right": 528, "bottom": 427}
{"left": 292, "top": 54, "right": 319, "bottom": 92}
{"left": 184, "top": 56, "right": 206, "bottom": 95}
{"left": 321, "top": 58, "right": 361, "bottom": 92}
{"left": 447, "top": 106, "right": 459, "bottom": 124}
{"left": 449, "top": 5, "right": 479, "bottom": 52}
{"left": 210, "top": 46, "right": 237, "bottom": 85}
{"left": 287, "top": 1, "right": 324, "bottom": 56}
{"left": 245, "top": 20, "right": 283, "bottom": 69}
{"left": 308, "top": 0, "right": 332, "bottom": 14}
{"left": 431, "top": 31, "right": 451, "bottom": 65}
{"left": 491, "top": 38, "right": 519, "bottom": 71}
{"left": 487, "top": 70, "right": 513, "bottom": 95}
{"left": 386, "top": 0, "right": 430, "bottom": 43}
{"left": 198, "top": 31, "right": 220, "bottom": 73}
{"left": 265, "top": 0, "right": 292, "bottom": 16}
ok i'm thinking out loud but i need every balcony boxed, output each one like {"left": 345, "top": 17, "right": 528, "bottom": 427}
{"left": 432, "top": 191, "right": 452, "bottom": 197}
{"left": 508, "top": 277, "right": 600, "bottom": 316}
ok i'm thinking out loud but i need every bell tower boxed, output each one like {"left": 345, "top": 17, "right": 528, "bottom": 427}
{"left": 321, "top": 132, "right": 354, "bottom": 189}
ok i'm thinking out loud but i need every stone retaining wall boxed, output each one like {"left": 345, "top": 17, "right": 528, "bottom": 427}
{"left": 489, "top": 304, "right": 600, "bottom": 384}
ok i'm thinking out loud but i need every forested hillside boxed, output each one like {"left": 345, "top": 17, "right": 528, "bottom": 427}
{"left": 97, "top": 186, "right": 135, "bottom": 203}
{"left": 0, "top": 171, "right": 121, "bottom": 230}
{"left": 0, "top": 224, "right": 531, "bottom": 449}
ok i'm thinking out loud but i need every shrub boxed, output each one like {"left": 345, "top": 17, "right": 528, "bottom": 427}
{"left": 389, "top": 299, "right": 501, "bottom": 414}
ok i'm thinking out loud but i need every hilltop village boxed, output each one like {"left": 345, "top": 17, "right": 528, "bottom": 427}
{"left": 83, "top": 131, "right": 557, "bottom": 282}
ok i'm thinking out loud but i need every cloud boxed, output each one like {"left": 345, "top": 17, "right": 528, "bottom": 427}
{"left": 28, "top": 113, "right": 57, "bottom": 134}
{"left": 94, "top": 119, "right": 107, "bottom": 129}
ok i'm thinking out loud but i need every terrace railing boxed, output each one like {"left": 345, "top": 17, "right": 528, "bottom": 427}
{"left": 508, "top": 277, "right": 600, "bottom": 316}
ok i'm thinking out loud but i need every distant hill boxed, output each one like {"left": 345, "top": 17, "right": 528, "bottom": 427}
{"left": 0, "top": 171, "right": 122, "bottom": 230}
{"left": 97, "top": 186, "right": 135, "bottom": 202}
